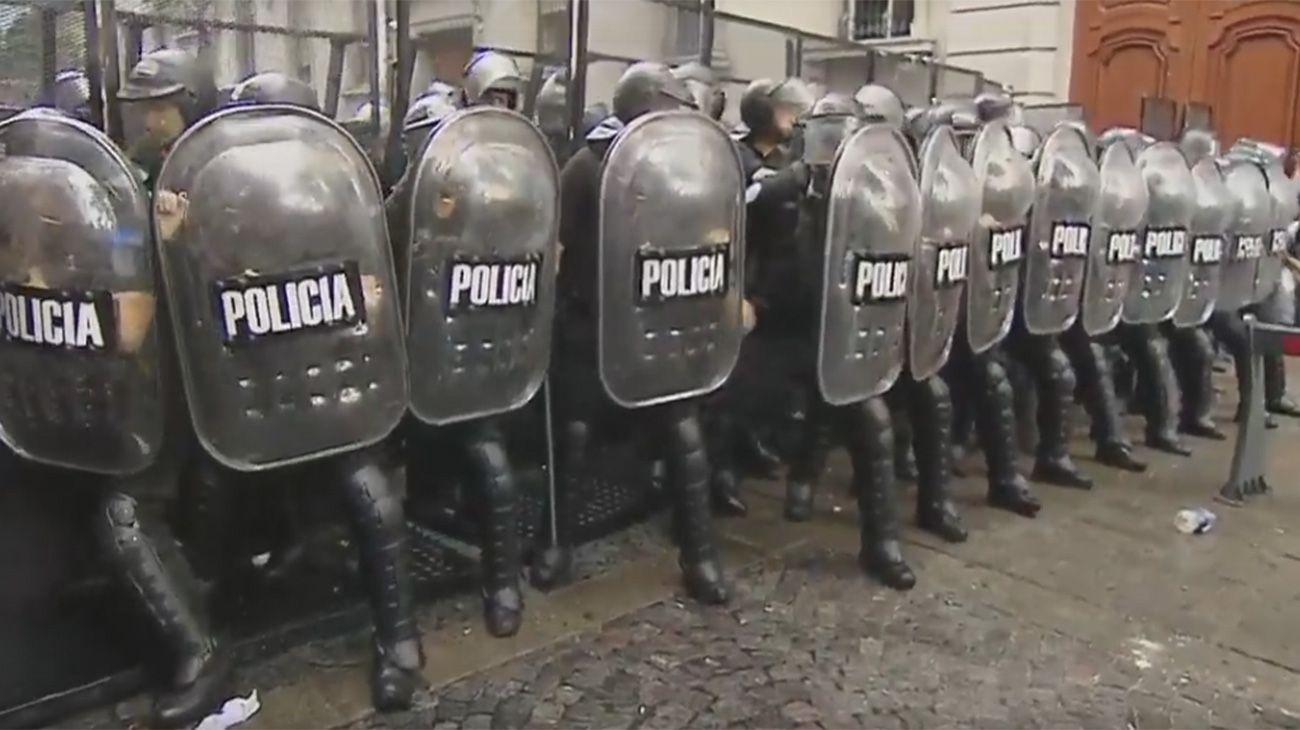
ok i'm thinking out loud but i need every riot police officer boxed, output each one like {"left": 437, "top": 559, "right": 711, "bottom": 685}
{"left": 147, "top": 64, "right": 424, "bottom": 710}
{"left": 535, "top": 69, "right": 571, "bottom": 163}
{"left": 390, "top": 63, "right": 543, "bottom": 638}
{"left": 750, "top": 82, "right": 917, "bottom": 589}
{"left": 539, "top": 62, "right": 735, "bottom": 603}
{"left": 0, "top": 49, "right": 236, "bottom": 727}
{"left": 461, "top": 50, "right": 524, "bottom": 109}
{"left": 938, "top": 95, "right": 1045, "bottom": 516}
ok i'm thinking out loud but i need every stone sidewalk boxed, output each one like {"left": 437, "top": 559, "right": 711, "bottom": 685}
{"left": 86, "top": 392, "right": 1300, "bottom": 729}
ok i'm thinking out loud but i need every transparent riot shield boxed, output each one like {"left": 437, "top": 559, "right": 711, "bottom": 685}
{"left": 1080, "top": 138, "right": 1147, "bottom": 336}
{"left": 909, "top": 125, "right": 980, "bottom": 380}
{"left": 817, "top": 124, "right": 920, "bottom": 405}
{"left": 597, "top": 110, "right": 745, "bottom": 408}
{"left": 154, "top": 104, "right": 407, "bottom": 471}
{"left": 965, "top": 119, "right": 1034, "bottom": 354}
{"left": 1121, "top": 142, "right": 1195, "bottom": 325}
{"left": 1216, "top": 159, "right": 1272, "bottom": 313}
{"left": 1021, "top": 123, "right": 1100, "bottom": 335}
{"left": 0, "top": 110, "right": 161, "bottom": 474}
{"left": 404, "top": 107, "right": 559, "bottom": 425}
{"left": 1172, "top": 156, "right": 1232, "bottom": 328}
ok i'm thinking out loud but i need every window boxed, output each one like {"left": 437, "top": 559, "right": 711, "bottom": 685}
{"left": 673, "top": 6, "right": 701, "bottom": 58}
{"left": 851, "top": 0, "right": 913, "bottom": 40}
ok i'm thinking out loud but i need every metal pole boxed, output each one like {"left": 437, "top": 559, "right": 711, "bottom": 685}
{"left": 40, "top": 8, "right": 57, "bottom": 98}
{"left": 383, "top": 0, "right": 412, "bottom": 180}
{"left": 101, "top": 0, "right": 124, "bottom": 142}
{"left": 542, "top": 379, "right": 559, "bottom": 550}
{"left": 324, "top": 39, "right": 345, "bottom": 118}
{"left": 564, "top": 0, "right": 589, "bottom": 147}
{"left": 697, "top": 0, "right": 714, "bottom": 67}
{"left": 83, "top": 0, "right": 105, "bottom": 129}
{"left": 365, "top": 0, "right": 381, "bottom": 135}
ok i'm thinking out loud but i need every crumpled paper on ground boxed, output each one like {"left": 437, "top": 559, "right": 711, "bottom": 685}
{"left": 194, "top": 691, "right": 260, "bottom": 730}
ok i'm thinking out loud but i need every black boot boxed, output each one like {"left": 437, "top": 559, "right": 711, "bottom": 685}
{"left": 1069, "top": 334, "right": 1147, "bottom": 472}
{"left": 531, "top": 420, "right": 585, "bottom": 590}
{"left": 465, "top": 426, "right": 523, "bottom": 638}
{"left": 846, "top": 398, "right": 915, "bottom": 590}
{"left": 976, "top": 355, "right": 1041, "bottom": 516}
{"left": 1264, "top": 354, "right": 1300, "bottom": 417}
{"left": 892, "top": 404, "right": 918, "bottom": 483}
{"left": 784, "top": 406, "right": 829, "bottom": 523}
{"left": 706, "top": 412, "right": 748, "bottom": 517}
{"left": 663, "top": 406, "right": 729, "bottom": 605}
{"left": 1030, "top": 342, "right": 1093, "bottom": 488}
{"left": 1124, "top": 325, "right": 1192, "bottom": 455}
{"left": 710, "top": 468, "right": 748, "bottom": 517}
{"left": 736, "top": 424, "right": 782, "bottom": 478}
{"left": 912, "top": 378, "right": 967, "bottom": 543}
{"left": 98, "top": 490, "right": 231, "bottom": 728}
{"left": 1173, "top": 326, "right": 1226, "bottom": 440}
{"left": 339, "top": 452, "right": 424, "bottom": 711}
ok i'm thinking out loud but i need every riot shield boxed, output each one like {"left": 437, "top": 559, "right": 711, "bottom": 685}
{"left": 404, "top": 107, "right": 559, "bottom": 425}
{"left": 1121, "top": 142, "right": 1195, "bottom": 324}
{"left": 597, "top": 110, "right": 745, "bottom": 408}
{"left": 818, "top": 124, "right": 920, "bottom": 405}
{"left": 1080, "top": 138, "right": 1146, "bottom": 336}
{"left": 1172, "top": 156, "right": 1232, "bottom": 327}
{"left": 965, "top": 119, "right": 1034, "bottom": 354}
{"left": 1217, "top": 159, "right": 1271, "bottom": 313}
{"left": 154, "top": 104, "right": 407, "bottom": 471}
{"left": 1256, "top": 158, "right": 1299, "bottom": 303}
{"left": 0, "top": 111, "right": 161, "bottom": 475}
{"left": 1021, "top": 123, "right": 1100, "bottom": 335}
{"left": 909, "top": 125, "right": 980, "bottom": 380}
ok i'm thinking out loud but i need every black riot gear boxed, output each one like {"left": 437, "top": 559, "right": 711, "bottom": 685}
{"left": 119, "top": 48, "right": 216, "bottom": 124}
{"left": 974, "top": 91, "right": 1015, "bottom": 123}
{"left": 672, "top": 61, "right": 726, "bottom": 121}
{"left": 401, "top": 83, "right": 460, "bottom": 159}
{"left": 462, "top": 51, "right": 524, "bottom": 109}
{"left": 612, "top": 61, "right": 694, "bottom": 123}
{"left": 536, "top": 69, "right": 568, "bottom": 137}
{"left": 739, "top": 78, "right": 814, "bottom": 142}
{"left": 228, "top": 71, "right": 319, "bottom": 110}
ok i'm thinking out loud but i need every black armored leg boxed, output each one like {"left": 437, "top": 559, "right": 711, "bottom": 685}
{"left": 909, "top": 377, "right": 967, "bottom": 543}
{"left": 1212, "top": 311, "right": 1276, "bottom": 430}
{"left": 1169, "top": 324, "right": 1226, "bottom": 439}
{"left": 659, "top": 403, "right": 729, "bottom": 605}
{"left": 889, "top": 394, "right": 918, "bottom": 483}
{"left": 1061, "top": 324, "right": 1147, "bottom": 471}
{"left": 531, "top": 419, "right": 587, "bottom": 589}
{"left": 462, "top": 421, "right": 523, "bottom": 638}
{"left": 842, "top": 397, "right": 915, "bottom": 590}
{"left": 175, "top": 455, "right": 238, "bottom": 588}
{"left": 1264, "top": 353, "right": 1300, "bottom": 417}
{"left": 974, "top": 352, "right": 1041, "bottom": 516}
{"left": 1121, "top": 323, "right": 1192, "bottom": 455}
{"left": 784, "top": 391, "right": 832, "bottom": 522}
{"left": 705, "top": 405, "right": 748, "bottom": 517}
{"left": 338, "top": 448, "right": 424, "bottom": 712}
{"left": 1025, "top": 335, "right": 1094, "bottom": 488}
{"left": 97, "top": 488, "right": 230, "bottom": 728}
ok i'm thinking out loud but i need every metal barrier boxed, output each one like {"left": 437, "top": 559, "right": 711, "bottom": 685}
{"left": 1218, "top": 317, "right": 1293, "bottom": 503}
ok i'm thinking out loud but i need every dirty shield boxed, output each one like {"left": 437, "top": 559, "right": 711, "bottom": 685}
{"left": 1021, "top": 123, "right": 1100, "bottom": 335}
{"left": 817, "top": 125, "right": 920, "bottom": 405}
{"left": 1121, "top": 142, "right": 1195, "bottom": 325}
{"left": 1216, "top": 159, "right": 1272, "bottom": 313}
{"left": 1080, "top": 137, "right": 1147, "bottom": 336}
{"left": 965, "top": 120, "right": 1034, "bottom": 354}
{"left": 1171, "top": 156, "right": 1232, "bottom": 328}
{"left": 404, "top": 107, "right": 559, "bottom": 425}
{"left": 597, "top": 111, "right": 745, "bottom": 408}
{"left": 154, "top": 105, "right": 407, "bottom": 471}
{"left": 909, "top": 126, "right": 980, "bottom": 380}
{"left": 1256, "top": 159, "right": 1299, "bottom": 304}
{"left": 0, "top": 111, "right": 162, "bottom": 475}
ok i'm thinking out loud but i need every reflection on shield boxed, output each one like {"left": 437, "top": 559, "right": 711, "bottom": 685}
{"left": 1172, "top": 156, "right": 1233, "bottom": 328}
{"left": 1121, "top": 142, "right": 1195, "bottom": 325}
{"left": 597, "top": 110, "right": 745, "bottom": 409}
{"left": 1216, "top": 159, "right": 1272, "bottom": 313}
{"left": 405, "top": 107, "right": 559, "bottom": 426}
{"left": 817, "top": 124, "right": 920, "bottom": 405}
{"left": 1021, "top": 123, "right": 1100, "bottom": 335}
{"left": 965, "top": 119, "right": 1034, "bottom": 354}
{"left": 0, "top": 111, "right": 160, "bottom": 475}
{"left": 1080, "top": 138, "right": 1147, "bottom": 336}
{"left": 1254, "top": 159, "right": 1300, "bottom": 304}
{"left": 908, "top": 125, "right": 980, "bottom": 380}
{"left": 155, "top": 104, "right": 407, "bottom": 471}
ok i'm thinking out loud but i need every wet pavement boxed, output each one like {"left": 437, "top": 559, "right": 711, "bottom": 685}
{"left": 78, "top": 376, "right": 1300, "bottom": 729}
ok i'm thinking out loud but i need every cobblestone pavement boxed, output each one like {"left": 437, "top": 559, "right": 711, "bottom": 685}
{"left": 73, "top": 378, "right": 1300, "bottom": 730}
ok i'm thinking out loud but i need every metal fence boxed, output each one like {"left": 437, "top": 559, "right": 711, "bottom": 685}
{"left": 0, "top": 0, "right": 91, "bottom": 117}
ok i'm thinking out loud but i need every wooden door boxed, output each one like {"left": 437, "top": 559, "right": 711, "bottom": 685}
{"left": 1070, "top": 0, "right": 1300, "bottom": 150}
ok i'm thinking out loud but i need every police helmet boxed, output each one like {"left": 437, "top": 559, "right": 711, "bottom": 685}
{"left": 671, "top": 61, "right": 725, "bottom": 121}
{"left": 853, "top": 84, "right": 905, "bottom": 129}
{"left": 739, "top": 77, "right": 814, "bottom": 139}
{"left": 612, "top": 62, "right": 692, "bottom": 124}
{"left": 229, "top": 71, "right": 319, "bottom": 111}
{"left": 118, "top": 48, "right": 216, "bottom": 123}
{"left": 463, "top": 51, "right": 524, "bottom": 108}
